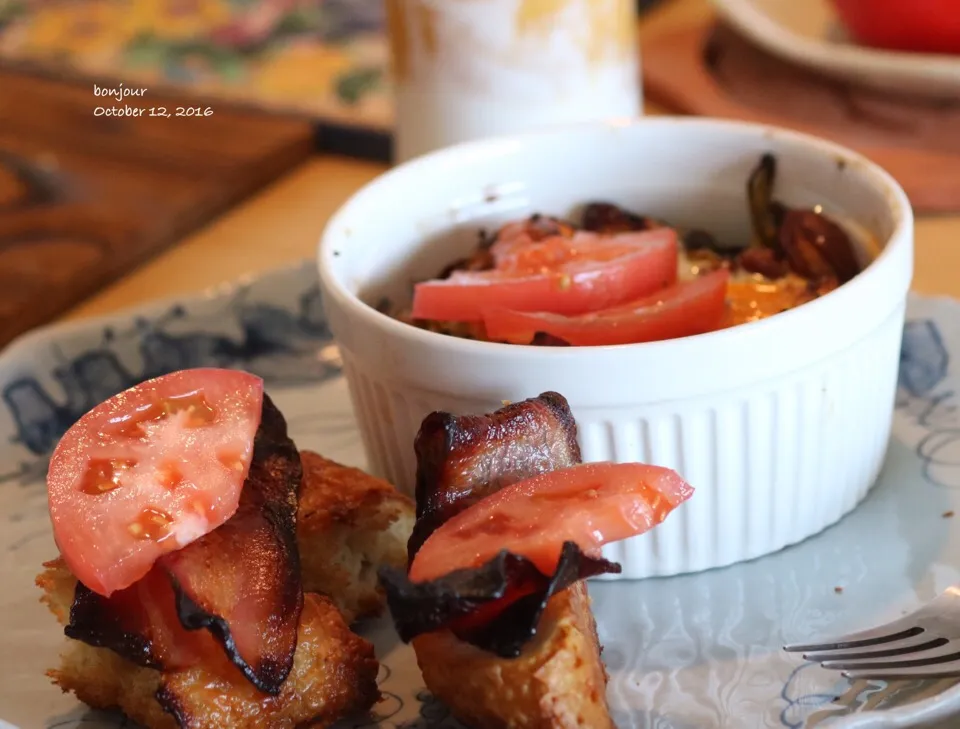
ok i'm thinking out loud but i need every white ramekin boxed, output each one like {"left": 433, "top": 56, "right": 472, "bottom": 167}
{"left": 317, "top": 118, "right": 913, "bottom": 580}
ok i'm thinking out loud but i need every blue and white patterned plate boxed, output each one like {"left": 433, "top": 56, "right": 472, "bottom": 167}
{"left": 4, "top": 262, "right": 960, "bottom": 729}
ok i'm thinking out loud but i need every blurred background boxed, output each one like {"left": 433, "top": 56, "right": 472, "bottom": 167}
{"left": 0, "top": 0, "right": 957, "bottom": 349}
{"left": 0, "top": 0, "right": 392, "bottom": 129}
{"left": 0, "top": 0, "right": 665, "bottom": 133}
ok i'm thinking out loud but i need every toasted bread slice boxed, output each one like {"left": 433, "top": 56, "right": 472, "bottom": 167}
{"left": 412, "top": 582, "right": 613, "bottom": 729}
{"left": 297, "top": 451, "right": 414, "bottom": 623}
{"left": 38, "top": 559, "right": 379, "bottom": 729}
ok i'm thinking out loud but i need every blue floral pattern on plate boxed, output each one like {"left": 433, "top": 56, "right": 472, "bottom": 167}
{"left": 4, "top": 263, "right": 960, "bottom": 729}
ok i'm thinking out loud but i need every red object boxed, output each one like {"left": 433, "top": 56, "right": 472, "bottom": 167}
{"left": 47, "top": 368, "right": 264, "bottom": 596}
{"left": 411, "top": 229, "right": 678, "bottom": 321}
{"left": 408, "top": 461, "right": 695, "bottom": 583}
{"left": 831, "top": 0, "right": 960, "bottom": 54}
{"left": 483, "top": 269, "right": 730, "bottom": 346}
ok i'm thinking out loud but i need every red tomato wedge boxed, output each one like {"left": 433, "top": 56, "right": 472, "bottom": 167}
{"left": 46, "top": 368, "right": 264, "bottom": 597}
{"left": 411, "top": 229, "right": 678, "bottom": 322}
{"left": 831, "top": 0, "right": 960, "bottom": 54}
{"left": 483, "top": 268, "right": 730, "bottom": 346}
{"left": 408, "top": 461, "right": 695, "bottom": 583}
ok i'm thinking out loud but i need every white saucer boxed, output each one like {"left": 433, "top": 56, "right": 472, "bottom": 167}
{"left": 710, "top": 0, "right": 960, "bottom": 98}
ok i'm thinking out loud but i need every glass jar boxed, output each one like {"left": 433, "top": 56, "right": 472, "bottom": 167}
{"left": 386, "top": 0, "right": 643, "bottom": 163}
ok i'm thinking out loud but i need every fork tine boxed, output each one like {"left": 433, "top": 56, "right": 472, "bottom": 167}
{"left": 843, "top": 655, "right": 960, "bottom": 681}
{"left": 783, "top": 623, "right": 922, "bottom": 654}
{"left": 820, "top": 640, "right": 959, "bottom": 670}
{"left": 804, "top": 633, "right": 944, "bottom": 663}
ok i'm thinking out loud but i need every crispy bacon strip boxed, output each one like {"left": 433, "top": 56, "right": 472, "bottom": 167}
{"left": 408, "top": 391, "right": 582, "bottom": 560}
{"left": 65, "top": 394, "right": 304, "bottom": 695}
{"left": 383, "top": 392, "right": 615, "bottom": 657}
{"left": 381, "top": 541, "right": 618, "bottom": 657}
{"left": 161, "top": 394, "right": 303, "bottom": 694}
{"left": 66, "top": 565, "right": 211, "bottom": 671}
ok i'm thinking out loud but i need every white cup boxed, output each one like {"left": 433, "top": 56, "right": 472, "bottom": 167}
{"left": 386, "top": 0, "right": 643, "bottom": 164}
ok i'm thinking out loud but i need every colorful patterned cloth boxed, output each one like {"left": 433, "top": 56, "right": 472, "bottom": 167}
{"left": 0, "top": 0, "right": 392, "bottom": 128}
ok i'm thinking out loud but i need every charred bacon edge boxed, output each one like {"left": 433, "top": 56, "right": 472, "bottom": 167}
{"left": 155, "top": 685, "right": 189, "bottom": 729}
{"left": 170, "top": 579, "right": 291, "bottom": 696}
{"left": 64, "top": 582, "right": 161, "bottom": 670}
{"left": 381, "top": 541, "right": 619, "bottom": 658}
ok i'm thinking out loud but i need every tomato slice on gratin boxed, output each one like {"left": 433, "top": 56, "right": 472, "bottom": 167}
{"left": 411, "top": 229, "right": 678, "bottom": 322}
{"left": 483, "top": 269, "right": 730, "bottom": 347}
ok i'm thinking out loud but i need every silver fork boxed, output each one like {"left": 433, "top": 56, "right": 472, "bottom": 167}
{"left": 783, "top": 587, "right": 960, "bottom": 680}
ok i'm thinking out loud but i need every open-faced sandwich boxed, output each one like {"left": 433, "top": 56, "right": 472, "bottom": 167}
{"left": 380, "top": 392, "right": 695, "bottom": 728}
{"left": 37, "top": 368, "right": 694, "bottom": 729}
{"left": 36, "top": 368, "right": 414, "bottom": 729}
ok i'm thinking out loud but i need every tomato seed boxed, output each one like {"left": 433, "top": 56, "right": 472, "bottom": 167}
{"left": 80, "top": 458, "right": 136, "bottom": 495}
{"left": 113, "top": 419, "right": 146, "bottom": 439}
{"left": 163, "top": 392, "right": 217, "bottom": 427}
{"left": 156, "top": 462, "right": 185, "bottom": 490}
{"left": 107, "top": 391, "right": 218, "bottom": 439}
{"left": 128, "top": 507, "right": 173, "bottom": 540}
{"left": 190, "top": 499, "right": 208, "bottom": 519}
{"left": 217, "top": 450, "right": 244, "bottom": 473}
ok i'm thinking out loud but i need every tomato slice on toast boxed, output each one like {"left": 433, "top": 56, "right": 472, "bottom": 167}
{"left": 46, "top": 368, "right": 264, "bottom": 597}
{"left": 408, "top": 461, "right": 694, "bottom": 583}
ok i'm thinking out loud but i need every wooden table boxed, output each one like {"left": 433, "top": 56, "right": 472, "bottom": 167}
{"left": 63, "top": 0, "right": 959, "bottom": 324}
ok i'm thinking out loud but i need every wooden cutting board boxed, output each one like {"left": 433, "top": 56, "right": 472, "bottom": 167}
{"left": 642, "top": 22, "right": 960, "bottom": 214}
{"left": 0, "top": 69, "right": 314, "bottom": 348}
